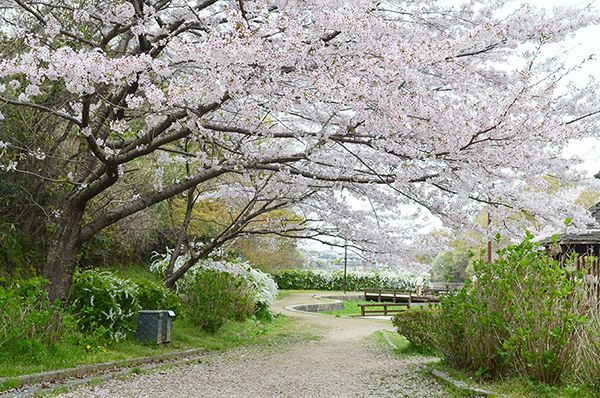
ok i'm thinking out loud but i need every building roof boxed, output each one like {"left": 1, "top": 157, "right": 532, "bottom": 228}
{"left": 538, "top": 201, "right": 600, "bottom": 246}
{"left": 539, "top": 230, "right": 600, "bottom": 246}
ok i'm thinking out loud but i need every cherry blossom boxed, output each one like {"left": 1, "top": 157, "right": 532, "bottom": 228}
{"left": 0, "top": 0, "right": 598, "bottom": 301}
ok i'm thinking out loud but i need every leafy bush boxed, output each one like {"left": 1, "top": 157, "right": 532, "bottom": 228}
{"left": 152, "top": 250, "right": 278, "bottom": 316}
{"left": 70, "top": 270, "right": 140, "bottom": 342}
{"left": 437, "top": 232, "right": 587, "bottom": 384}
{"left": 0, "top": 277, "right": 68, "bottom": 348}
{"left": 133, "top": 278, "right": 182, "bottom": 315}
{"left": 180, "top": 268, "right": 255, "bottom": 332}
{"left": 270, "top": 269, "right": 427, "bottom": 291}
{"left": 392, "top": 306, "right": 439, "bottom": 349}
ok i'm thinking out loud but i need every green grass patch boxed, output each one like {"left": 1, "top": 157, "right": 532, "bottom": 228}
{"left": 319, "top": 300, "right": 409, "bottom": 317}
{"left": 373, "top": 329, "right": 439, "bottom": 358}
{"left": 109, "top": 262, "right": 162, "bottom": 283}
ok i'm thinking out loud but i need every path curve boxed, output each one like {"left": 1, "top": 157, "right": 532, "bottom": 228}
{"left": 54, "top": 292, "right": 449, "bottom": 398}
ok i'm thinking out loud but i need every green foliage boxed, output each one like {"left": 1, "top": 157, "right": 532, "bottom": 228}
{"left": 132, "top": 278, "right": 181, "bottom": 315}
{"left": 437, "top": 232, "right": 586, "bottom": 384}
{"left": 69, "top": 270, "right": 140, "bottom": 343}
{"left": 180, "top": 269, "right": 255, "bottom": 332}
{"left": 392, "top": 306, "right": 439, "bottom": 350}
{"left": 253, "top": 305, "right": 276, "bottom": 323}
{"left": 78, "top": 221, "right": 134, "bottom": 268}
{"left": 429, "top": 240, "right": 473, "bottom": 283}
{"left": 0, "top": 277, "right": 68, "bottom": 348}
{"left": 270, "top": 269, "right": 423, "bottom": 291}
{"left": 0, "top": 224, "right": 44, "bottom": 278}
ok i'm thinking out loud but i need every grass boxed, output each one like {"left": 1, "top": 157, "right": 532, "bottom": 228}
{"left": 0, "top": 313, "right": 303, "bottom": 382}
{"left": 319, "top": 300, "right": 409, "bottom": 317}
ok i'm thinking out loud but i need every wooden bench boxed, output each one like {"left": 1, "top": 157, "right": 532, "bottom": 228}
{"left": 363, "top": 288, "right": 413, "bottom": 303}
{"left": 358, "top": 302, "right": 410, "bottom": 316}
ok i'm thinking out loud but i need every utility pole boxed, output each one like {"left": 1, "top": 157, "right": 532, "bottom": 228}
{"left": 344, "top": 242, "right": 348, "bottom": 294}
{"left": 488, "top": 213, "right": 492, "bottom": 264}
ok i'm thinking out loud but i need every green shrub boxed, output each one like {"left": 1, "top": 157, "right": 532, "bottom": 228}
{"left": 0, "top": 277, "right": 68, "bottom": 348}
{"left": 69, "top": 270, "right": 140, "bottom": 342}
{"left": 181, "top": 269, "right": 255, "bottom": 332}
{"left": 133, "top": 278, "right": 181, "bottom": 315}
{"left": 392, "top": 306, "right": 439, "bottom": 349}
{"left": 437, "top": 232, "right": 587, "bottom": 384}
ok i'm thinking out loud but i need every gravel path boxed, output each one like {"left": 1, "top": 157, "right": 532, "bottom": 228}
{"left": 53, "top": 292, "right": 449, "bottom": 398}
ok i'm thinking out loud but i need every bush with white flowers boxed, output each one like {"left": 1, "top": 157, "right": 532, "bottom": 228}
{"left": 270, "top": 269, "right": 429, "bottom": 291}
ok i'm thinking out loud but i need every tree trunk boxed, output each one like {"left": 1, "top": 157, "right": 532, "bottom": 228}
{"left": 165, "top": 186, "right": 196, "bottom": 282}
{"left": 43, "top": 203, "right": 85, "bottom": 303}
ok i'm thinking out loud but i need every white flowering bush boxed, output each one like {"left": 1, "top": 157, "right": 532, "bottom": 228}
{"left": 150, "top": 247, "right": 188, "bottom": 276}
{"left": 152, "top": 249, "right": 279, "bottom": 324}
{"left": 70, "top": 270, "right": 140, "bottom": 342}
{"left": 249, "top": 268, "right": 279, "bottom": 309}
{"left": 270, "top": 269, "right": 429, "bottom": 291}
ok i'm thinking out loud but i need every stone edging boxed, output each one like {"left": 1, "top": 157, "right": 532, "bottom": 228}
{"left": 285, "top": 299, "right": 345, "bottom": 313}
{"left": 315, "top": 294, "right": 364, "bottom": 301}
{"left": 430, "top": 369, "right": 496, "bottom": 397}
{"left": 0, "top": 348, "right": 210, "bottom": 396}
{"left": 284, "top": 294, "right": 364, "bottom": 314}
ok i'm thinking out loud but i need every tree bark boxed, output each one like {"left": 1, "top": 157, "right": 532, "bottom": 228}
{"left": 42, "top": 202, "right": 85, "bottom": 303}
{"left": 165, "top": 186, "right": 196, "bottom": 281}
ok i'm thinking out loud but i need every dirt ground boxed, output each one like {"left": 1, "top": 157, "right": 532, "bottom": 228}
{"left": 270, "top": 291, "right": 394, "bottom": 340}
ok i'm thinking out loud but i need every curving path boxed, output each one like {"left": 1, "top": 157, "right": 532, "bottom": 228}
{"left": 54, "top": 292, "right": 449, "bottom": 398}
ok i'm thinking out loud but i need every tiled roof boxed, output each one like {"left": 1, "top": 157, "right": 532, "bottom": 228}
{"left": 538, "top": 230, "right": 600, "bottom": 245}
{"left": 539, "top": 201, "right": 600, "bottom": 245}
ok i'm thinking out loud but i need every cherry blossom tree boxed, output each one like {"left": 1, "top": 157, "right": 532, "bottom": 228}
{"left": 0, "top": 0, "right": 599, "bottom": 302}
